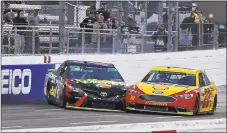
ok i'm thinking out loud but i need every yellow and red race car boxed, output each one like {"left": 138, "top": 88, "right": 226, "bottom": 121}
{"left": 124, "top": 66, "right": 217, "bottom": 115}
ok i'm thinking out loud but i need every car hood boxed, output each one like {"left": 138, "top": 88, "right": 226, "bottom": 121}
{"left": 70, "top": 79, "right": 127, "bottom": 97}
{"left": 136, "top": 82, "right": 197, "bottom": 96}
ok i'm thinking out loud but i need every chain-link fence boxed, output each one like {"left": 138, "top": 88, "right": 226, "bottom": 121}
{"left": 1, "top": 1, "right": 226, "bottom": 55}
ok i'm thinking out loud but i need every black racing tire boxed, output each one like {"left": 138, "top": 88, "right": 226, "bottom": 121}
{"left": 210, "top": 95, "right": 217, "bottom": 114}
{"left": 193, "top": 94, "right": 200, "bottom": 116}
{"left": 46, "top": 82, "right": 54, "bottom": 105}
{"left": 59, "top": 87, "right": 67, "bottom": 108}
{"left": 115, "top": 100, "right": 125, "bottom": 111}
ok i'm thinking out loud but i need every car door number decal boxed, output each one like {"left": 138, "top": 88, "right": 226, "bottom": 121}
{"left": 201, "top": 88, "right": 212, "bottom": 108}
{"left": 55, "top": 83, "right": 60, "bottom": 99}
{"left": 54, "top": 79, "right": 64, "bottom": 99}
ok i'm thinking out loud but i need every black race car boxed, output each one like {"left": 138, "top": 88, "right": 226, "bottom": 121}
{"left": 44, "top": 60, "right": 128, "bottom": 111}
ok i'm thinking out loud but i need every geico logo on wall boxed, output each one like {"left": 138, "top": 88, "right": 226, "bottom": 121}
{"left": 1, "top": 69, "right": 32, "bottom": 95}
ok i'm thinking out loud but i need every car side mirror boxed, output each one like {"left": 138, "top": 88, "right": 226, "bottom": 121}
{"left": 48, "top": 69, "right": 57, "bottom": 73}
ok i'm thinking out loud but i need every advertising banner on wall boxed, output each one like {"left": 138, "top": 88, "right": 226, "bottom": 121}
{"left": 1, "top": 64, "right": 55, "bottom": 103}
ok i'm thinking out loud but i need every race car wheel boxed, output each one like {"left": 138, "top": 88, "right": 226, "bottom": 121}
{"left": 46, "top": 82, "right": 54, "bottom": 105}
{"left": 59, "top": 87, "right": 67, "bottom": 108}
{"left": 210, "top": 95, "right": 217, "bottom": 114}
{"left": 193, "top": 95, "right": 200, "bottom": 115}
{"left": 115, "top": 101, "right": 125, "bottom": 110}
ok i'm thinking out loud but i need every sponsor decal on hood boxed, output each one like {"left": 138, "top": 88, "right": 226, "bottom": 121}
{"left": 72, "top": 79, "right": 126, "bottom": 87}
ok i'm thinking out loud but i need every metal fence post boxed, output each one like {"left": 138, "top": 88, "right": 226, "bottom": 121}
{"left": 167, "top": 2, "right": 173, "bottom": 52}
{"left": 81, "top": 29, "right": 85, "bottom": 54}
{"left": 142, "top": 0, "right": 148, "bottom": 53}
{"left": 174, "top": 1, "right": 179, "bottom": 52}
{"left": 97, "top": 30, "right": 101, "bottom": 53}
{"left": 198, "top": 21, "right": 201, "bottom": 46}
{"left": 32, "top": 27, "right": 35, "bottom": 55}
{"left": 59, "top": 1, "right": 66, "bottom": 54}
{"left": 49, "top": 27, "right": 53, "bottom": 54}
{"left": 112, "top": 31, "right": 116, "bottom": 54}
{"left": 13, "top": 27, "right": 17, "bottom": 54}
{"left": 7, "top": 31, "right": 11, "bottom": 54}
{"left": 213, "top": 24, "right": 218, "bottom": 49}
{"left": 66, "top": 29, "right": 70, "bottom": 53}
{"left": 76, "top": 0, "right": 79, "bottom": 27}
{"left": 158, "top": 1, "right": 163, "bottom": 24}
{"left": 1, "top": 1, "right": 4, "bottom": 54}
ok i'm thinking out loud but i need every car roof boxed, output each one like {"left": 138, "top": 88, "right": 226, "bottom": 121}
{"left": 66, "top": 60, "right": 114, "bottom": 67}
{"left": 151, "top": 66, "right": 203, "bottom": 74}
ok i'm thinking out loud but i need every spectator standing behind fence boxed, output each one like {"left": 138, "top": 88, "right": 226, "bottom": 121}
{"left": 105, "top": 11, "right": 119, "bottom": 53}
{"left": 151, "top": 24, "right": 168, "bottom": 52}
{"left": 26, "top": 9, "right": 40, "bottom": 54}
{"left": 13, "top": 10, "right": 28, "bottom": 54}
{"left": 96, "top": 3, "right": 110, "bottom": 22}
{"left": 180, "top": 10, "right": 202, "bottom": 47}
{"left": 3, "top": 2, "right": 15, "bottom": 24}
{"left": 203, "top": 18, "right": 213, "bottom": 44}
{"left": 86, "top": 2, "right": 96, "bottom": 16}
{"left": 92, "top": 14, "right": 108, "bottom": 52}
{"left": 80, "top": 10, "right": 97, "bottom": 45}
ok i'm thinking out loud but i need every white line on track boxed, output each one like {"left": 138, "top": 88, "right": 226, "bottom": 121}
{"left": 35, "top": 109, "right": 63, "bottom": 111}
{"left": 70, "top": 120, "right": 118, "bottom": 125}
{"left": 155, "top": 116, "right": 183, "bottom": 119}
{"left": 2, "top": 126, "right": 22, "bottom": 129}
{"left": 2, "top": 115, "right": 115, "bottom": 123}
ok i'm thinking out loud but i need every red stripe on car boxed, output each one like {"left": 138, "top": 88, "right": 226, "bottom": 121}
{"left": 74, "top": 96, "right": 87, "bottom": 107}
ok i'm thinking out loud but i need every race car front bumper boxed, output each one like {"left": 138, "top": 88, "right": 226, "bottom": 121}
{"left": 67, "top": 91, "right": 125, "bottom": 110}
{"left": 125, "top": 103, "right": 194, "bottom": 115}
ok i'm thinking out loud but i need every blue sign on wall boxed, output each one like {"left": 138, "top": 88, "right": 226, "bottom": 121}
{"left": 1, "top": 64, "right": 55, "bottom": 103}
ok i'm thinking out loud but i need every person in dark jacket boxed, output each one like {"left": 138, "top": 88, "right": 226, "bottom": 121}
{"left": 13, "top": 10, "right": 28, "bottom": 54}
{"left": 13, "top": 10, "right": 28, "bottom": 34}
{"left": 80, "top": 10, "right": 97, "bottom": 31}
{"left": 203, "top": 18, "right": 213, "bottom": 44}
{"left": 180, "top": 12, "right": 200, "bottom": 46}
{"left": 80, "top": 10, "right": 97, "bottom": 45}
{"left": 96, "top": 3, "right": 110, "bottom": 21}
{"left": 151, "top": 24, "right": 168, "bottom": 51}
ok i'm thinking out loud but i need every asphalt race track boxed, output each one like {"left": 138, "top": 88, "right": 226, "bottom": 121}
{"left": 2, "top": 86, "right": 226, "bottom": 130}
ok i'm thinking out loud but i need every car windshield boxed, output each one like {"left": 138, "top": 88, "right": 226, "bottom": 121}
{"left": 68, "top": 64, "right": 124, "bottom": 82}
{"left": 141, "top": 70, "right": 196, "bottom": 86}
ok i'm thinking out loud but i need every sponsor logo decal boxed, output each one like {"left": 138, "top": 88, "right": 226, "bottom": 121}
{"left": 100, "top": 92, "right": 108, "bottom": 97}
{"left": 2, "top": 69, "right": 32, "bottom": 95}
{"left": 145, "top": 101, "right": 167, "bottom": 106}
{"left": 153, "top": 91, "right": 163, "bottom": 95}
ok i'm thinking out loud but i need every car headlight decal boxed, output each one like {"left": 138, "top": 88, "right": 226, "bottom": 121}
{"left": 177, "top": 94, "right": 194, "bottom": 99}
{"left": 128, "top": 89, "right": 139, "bottom": 94}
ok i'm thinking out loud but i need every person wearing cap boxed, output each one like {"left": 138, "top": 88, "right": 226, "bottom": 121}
{"left": 12, "top": 10, "right": 28, "bottom": 54}
{"left": 96, "top": 3, "right": 110, "bottom": 21}
{"left": 151, "top": 24, "right": 168, "bottom": 52}
{"left": 80, "top": 10, "right": 97, "bottom": 45}
{"left": 80, "top": 10, "right": 97, "bottom": 31}
{"left": 86, "top": 2, "right": 96, "bottom": 16}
